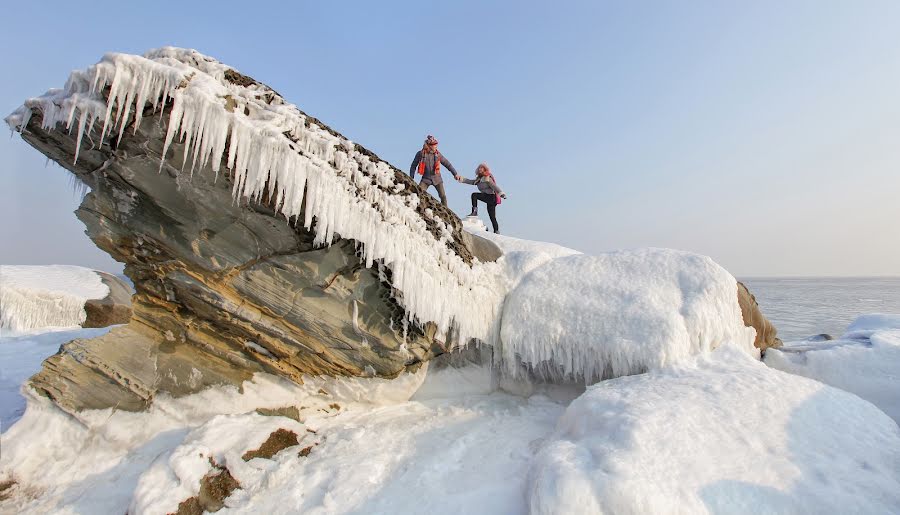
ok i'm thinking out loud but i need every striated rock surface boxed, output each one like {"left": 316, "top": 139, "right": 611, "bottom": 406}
{"left": 10, "top": 49, "right": 501, "bottom": 413}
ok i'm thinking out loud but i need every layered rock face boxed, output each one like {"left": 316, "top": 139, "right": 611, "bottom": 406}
{"left": 10, "top": 49, "right": 500, "bottom": 413}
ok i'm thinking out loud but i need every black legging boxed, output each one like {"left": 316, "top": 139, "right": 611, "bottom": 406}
{"left": 471, "top": 192, "right": 499, "bottom": 233}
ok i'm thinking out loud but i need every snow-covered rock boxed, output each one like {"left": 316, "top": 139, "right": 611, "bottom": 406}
{"left": 5, "top": 48, "right": 510, "bottom": 413}
{"left": 765, "top": 313, "right": 900, "bottom": 424}
{"left": 0, "top": 265, "right": 130, "bottom": 335}
{"left": 499, "top": 249, "right": 757, "bottom": 382}
{"left": 528, "top": 343, "right": 900, "bottom": 514}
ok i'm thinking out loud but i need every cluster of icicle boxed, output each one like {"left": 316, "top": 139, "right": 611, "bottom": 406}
{"left": 4, "top": 48, "right": 504, "bottom": 346}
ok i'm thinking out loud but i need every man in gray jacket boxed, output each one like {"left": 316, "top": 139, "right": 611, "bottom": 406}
{"left": 409, "top": 135, "right": 459, "bottom": 206}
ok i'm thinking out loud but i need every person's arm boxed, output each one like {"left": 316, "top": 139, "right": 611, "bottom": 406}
{"left": 490, "top": 177, "right": 506, "bottom": 197}
{"left": 459, "top": 177, "right": 476, "bottom": 185}
{"left": 409, "top": 151, "right": 422, "bottom": 178}
{"left": 440, "top": 155, "right": 459, "bottom": 177}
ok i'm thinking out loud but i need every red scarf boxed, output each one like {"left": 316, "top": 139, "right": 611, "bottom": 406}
{"left": 417, "top": 149, "right": 441, "bottom": 175}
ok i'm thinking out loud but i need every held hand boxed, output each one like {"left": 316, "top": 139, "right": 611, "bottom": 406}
{"left": 456, "top": 175, "right": 463, "bottom": 182}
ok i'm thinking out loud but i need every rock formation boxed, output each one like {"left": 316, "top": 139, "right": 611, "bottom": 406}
{"left": 6, "top": 48, "right": 779, "bottom": 415}
{"left": 9, "top": 48, "right": 502, "bottom": 413}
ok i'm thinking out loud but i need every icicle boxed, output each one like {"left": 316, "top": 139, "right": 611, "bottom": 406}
{"left": 5, "top": 47, "right": 507, "bottom": 354}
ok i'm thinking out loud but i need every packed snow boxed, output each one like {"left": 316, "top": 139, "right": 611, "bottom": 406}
{"left": 528, "top": 343, "right": 900, "bottom": 514}
{"left": 0, "top": 265, "right": 108, "bottom": 335}
{"left": 765, "top": 313, "right": 900, "bottom": 424}
{"left": 499, "top": 249, "right": 757, "bottom": 382}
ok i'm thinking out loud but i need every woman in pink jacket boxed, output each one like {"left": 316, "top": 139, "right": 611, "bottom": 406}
{"left": 457, "top": 163, "right": 507, "bottom": 233}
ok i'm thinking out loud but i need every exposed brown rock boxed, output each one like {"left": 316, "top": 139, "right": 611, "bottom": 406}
{"left": 82, "top": 272, "right": 133, "bottom": 328}
{"left": 737, "top": 281, "right": 782, "bottom": 351}
{"left": 172, "top": 463, "right": 240, "bottom": 515}
{"left": 242, "top": 429, "right": 300, "bottom": 461}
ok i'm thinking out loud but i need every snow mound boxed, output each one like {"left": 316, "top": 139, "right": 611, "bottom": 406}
{"left": 765, "top": 313, "right": 900, "bottom": 424}
{"left": 0, "top": 265, "right": 109, "bottom": 335}
{"left": 499, "top": 248, "right": 756, "bottom": 382}
{"left": 528, "top": 343, "right": 900, "bottom": 515}
{"left": 843, "top": 313, "right": 900, "bottom": 338}
{"left": 4, "top": 47, "right": 503, "bottom": 347}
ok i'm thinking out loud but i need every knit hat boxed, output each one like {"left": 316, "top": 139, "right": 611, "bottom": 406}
{"left": 425, "top": 135, "right": 438, "bottom": 146}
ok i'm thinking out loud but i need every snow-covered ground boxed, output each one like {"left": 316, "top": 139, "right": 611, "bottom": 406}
{"left": 0, "top": 265, "right": 109, "bottom": 335}
{"left": 2, "top": 329, "right": 898, "bottom": 514}
{"left": 765, "top": 314, "right": 900, "bottom": 424}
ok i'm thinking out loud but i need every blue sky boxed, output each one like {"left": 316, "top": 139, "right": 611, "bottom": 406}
{"left": 2, "top": 1, "right": 899, "bottom": 276}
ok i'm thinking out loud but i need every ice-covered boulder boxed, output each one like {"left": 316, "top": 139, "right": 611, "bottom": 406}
{"left": 498, "top": 249, "right": 758, "bottom": 382}
{"left": 528, "top": 344, "right": 900, "bottom": 514}
{"left": 0, "top": 265, "right": 131, "bottom": 334}
{"left": 5, "top": 48, "right": 505, "bottom": 413}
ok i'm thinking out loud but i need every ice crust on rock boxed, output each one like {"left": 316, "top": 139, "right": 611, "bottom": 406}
{"left": 499, "top": 248, "right": 757, "bottom": 382}
{"left": 528, "top": 343, "right": 900, "bottom": 514}
{"left": 0, "top": 265, "right": 109, "bottom": 334}
{"left": 5, "top": 47, "right": 503, "bottom": 348}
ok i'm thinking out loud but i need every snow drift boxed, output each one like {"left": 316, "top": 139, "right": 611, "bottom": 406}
{"left": 0, "top": 265, "right": 109, "bottom": 334}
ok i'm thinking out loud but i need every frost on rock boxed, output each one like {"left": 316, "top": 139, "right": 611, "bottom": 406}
{"left": 4, "top": 48, "right": 503, "bottom": 347}
{"left": 0, "top": 265, "right": 109, "bottom": 334}
{"left": 499, "top": 248, "right": 757, "bottom": 382}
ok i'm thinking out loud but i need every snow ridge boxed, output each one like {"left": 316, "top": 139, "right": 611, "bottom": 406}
{"left": 5, "top": 48, "right": 503, "bottom": 347}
